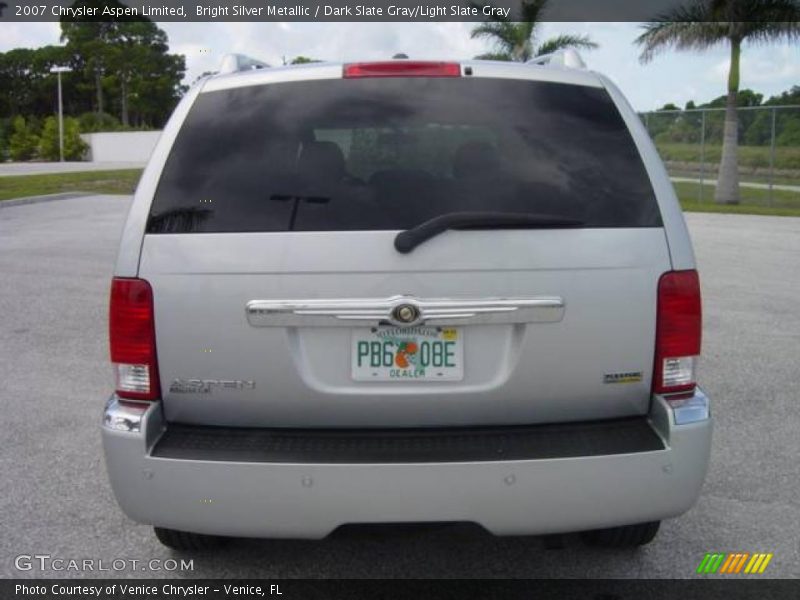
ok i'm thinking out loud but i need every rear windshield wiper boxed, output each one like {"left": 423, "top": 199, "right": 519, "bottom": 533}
{"left": 394, "top": 211, "right": 584, "bottom": 254}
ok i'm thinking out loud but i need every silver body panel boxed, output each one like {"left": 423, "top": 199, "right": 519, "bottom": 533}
{"left": 102, "top": 392, "right": 711, "bottom": 538}
{"left": 139, "top": 228, "right": 669, "bottom": 427}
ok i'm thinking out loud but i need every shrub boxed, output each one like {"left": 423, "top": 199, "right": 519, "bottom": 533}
{"left": 78, "top": 111, "right": 122, "bottom": 133}
{"left": 776, "top": 120, "right": 800, "bottom": 146}
{"left": 8, "top": 116, "right": 40, "bottom": 161}
{"left": 38, "top": 116, "right": 89, "bottom": 161}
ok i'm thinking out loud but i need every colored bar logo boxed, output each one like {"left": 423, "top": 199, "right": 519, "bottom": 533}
{"left": 696, "top": 552, "right": 773, "bottom": 574}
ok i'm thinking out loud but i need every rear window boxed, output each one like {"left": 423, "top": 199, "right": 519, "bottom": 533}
{"left": 147, "top": 77, "right": 661, "bottom": 233}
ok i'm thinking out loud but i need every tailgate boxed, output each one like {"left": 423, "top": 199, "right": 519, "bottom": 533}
{"left": 141, "top": 227, "right": 670, "bottom": 427}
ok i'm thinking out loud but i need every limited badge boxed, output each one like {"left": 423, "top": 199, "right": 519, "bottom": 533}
{"left": 603, "top": 371, "right": 643, "bottom": 384}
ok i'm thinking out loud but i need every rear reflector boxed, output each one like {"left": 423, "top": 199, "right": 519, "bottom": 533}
{"left": 109, "top": 278, "right": 160, "bottom": 401}
{"left": 343, "top": 61, "right": 461, "bottom": 78}
{"left": 653, "top": 270, "right": 702, "bottom": 399}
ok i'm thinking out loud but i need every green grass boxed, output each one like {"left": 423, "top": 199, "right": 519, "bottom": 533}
{"left": 655, "top": 142, "right": 800, "bottom": 171}
{"left": 674, "top": 181, "right": 800, "bottom": 217}
{"left": 668, "top": 169, "right": 800, "bottom": 187}
{"left": 0, "top": 169, "right": 143, "bottom": 202}
{"left": 680, "top": 200, "right": 800, "bottom": 217}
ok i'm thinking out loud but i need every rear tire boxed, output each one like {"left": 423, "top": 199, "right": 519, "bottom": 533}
{"left": 153, "top": 527, "right": 225, "bottom": 551}
{"left": 580, "top": 521, "right": 660, "bottom": 548}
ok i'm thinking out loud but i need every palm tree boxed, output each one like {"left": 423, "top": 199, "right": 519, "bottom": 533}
{"left": 636, "top": 0, "right": 800, "bottom": 205}
{"left": 470, "top": 0, "right": 597, "bottom": 62}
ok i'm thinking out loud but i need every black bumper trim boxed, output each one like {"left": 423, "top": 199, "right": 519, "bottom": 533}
{"left": 151, "top": 417, "right": 665, "bottom": 464}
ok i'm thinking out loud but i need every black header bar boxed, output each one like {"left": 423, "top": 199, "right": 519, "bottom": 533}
{"left": 0, "top": 0, "right": 766, "bottom": 23}
{"left": 4, "top": 579, "right": 799, "bottom": 600}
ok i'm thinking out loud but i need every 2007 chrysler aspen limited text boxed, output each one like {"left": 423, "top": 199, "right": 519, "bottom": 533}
{"left": 102, "top": 51, "right": 711, "bottom": 551}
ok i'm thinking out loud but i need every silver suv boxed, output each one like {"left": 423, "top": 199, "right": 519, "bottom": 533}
{"left": 102, "top": 51, "right": 711, "bottom": 551}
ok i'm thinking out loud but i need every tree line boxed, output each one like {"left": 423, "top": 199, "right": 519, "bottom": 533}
{"left": 0, "top": 1, "right": 186, "bottom": 160}
{"left": 647, "top": 86, "right": 800, "bottom": 147}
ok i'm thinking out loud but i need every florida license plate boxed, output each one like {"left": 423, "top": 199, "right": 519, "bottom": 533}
{"left": 351, "top": 327, "right": 464, "bottom": 381}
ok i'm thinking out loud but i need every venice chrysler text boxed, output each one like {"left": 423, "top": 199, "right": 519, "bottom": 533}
{"left": 15, "top": 584, "right": 277, "bottom": 597}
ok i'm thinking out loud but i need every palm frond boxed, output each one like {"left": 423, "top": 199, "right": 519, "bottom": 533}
{"left": 636, "top": 0, "right": 722, "bottom": 62}
{"left": 636, "top": 22, "right": 728, "bottom": 62}
{"left": 469, "top": 0, "right": 539, "bottom": 49}
{"left": 734, "top": 0, "right": 800, "bottom": 43}
{"left": 519, "top": 0, "right": 550, "bottom": 23}
{"left": 635, "top": 0, "right": 800, "bottom": 62}
{"left": 470, "top": 21, "right": 516, "bottom": 43}
{"left": 535, "top": 34, "right": 599, "bottom": 56}
{"left": 471, "top": 20, "right": 532, "bottom": 60}
{"left": 470, "top": 0, "right": 601, "bottom": 62}
{"left": 473, "top": 52, "right": 514, "bottom": 61}
{"left": 515, "top": 0, "right": 545, "bottom": 45}
{"left": 649, "top": 0, "right": 716, "bottom": 23}
{"left": 712, "top": 0, "right": 800, "bottom": 22}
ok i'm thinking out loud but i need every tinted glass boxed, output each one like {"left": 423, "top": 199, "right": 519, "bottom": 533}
{"left": 148, "top": 78, "right": 661, "bottom": 233}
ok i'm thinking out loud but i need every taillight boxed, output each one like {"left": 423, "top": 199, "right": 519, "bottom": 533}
{"left": 109, "top": 277, "right": 160, "bottom": 401}
{"left": 343, "top": 61, "right": 461, "bottom": 78}
{"left": 653, "top": 270, "right": 702, "bottom": 399}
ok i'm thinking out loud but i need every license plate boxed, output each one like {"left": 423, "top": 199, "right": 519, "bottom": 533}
{"left": 351, "top": 327, "right": 464, "bottom": 381}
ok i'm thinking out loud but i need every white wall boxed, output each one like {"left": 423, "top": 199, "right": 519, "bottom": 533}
{"left": 81, "top": 131, "right": 162, "bottom": 163}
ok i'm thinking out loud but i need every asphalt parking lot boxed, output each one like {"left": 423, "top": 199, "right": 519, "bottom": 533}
{"left": 1, "top": 195, "right": 798, "bottom": 579}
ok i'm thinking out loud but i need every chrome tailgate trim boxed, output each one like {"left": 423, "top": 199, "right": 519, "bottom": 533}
{"left": 245, "top": 295, "right": 565, "bottom": 327}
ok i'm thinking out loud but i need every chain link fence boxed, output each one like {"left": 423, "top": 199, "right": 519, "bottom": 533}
{"left": 639, "top": 105, "right": 800, "bottom": 209}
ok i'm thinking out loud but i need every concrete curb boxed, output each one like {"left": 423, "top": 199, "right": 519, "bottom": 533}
{"left": 0, "top": 192, "right": 94, "bottom": 208}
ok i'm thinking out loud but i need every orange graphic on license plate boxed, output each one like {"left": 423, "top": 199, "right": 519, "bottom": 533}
{"left": 394, "top": 341, "right": 418, "bottom": 368}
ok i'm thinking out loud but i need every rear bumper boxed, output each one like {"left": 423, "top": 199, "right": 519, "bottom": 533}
{"left": 101, "top": 391, "right": 711, "bottom": 539}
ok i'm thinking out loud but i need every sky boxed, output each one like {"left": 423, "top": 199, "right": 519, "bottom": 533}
{"left": 1, "top": 21, "right": 798, "bottom": 111}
